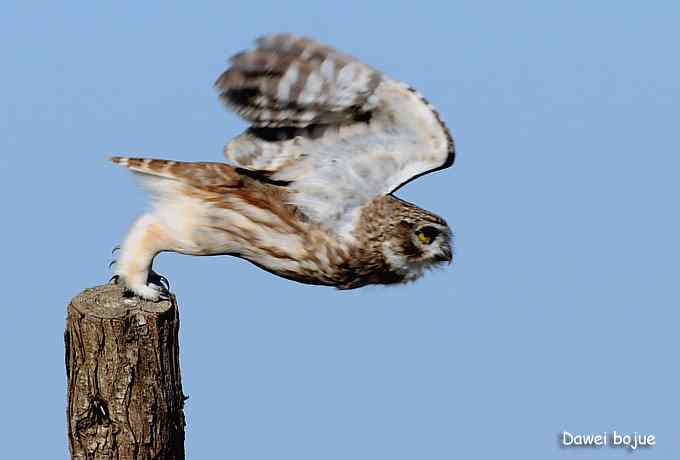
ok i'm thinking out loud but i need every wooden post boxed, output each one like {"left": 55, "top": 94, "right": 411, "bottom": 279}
{"left": 65, "top": 284, "right": 186, "bottom": 460}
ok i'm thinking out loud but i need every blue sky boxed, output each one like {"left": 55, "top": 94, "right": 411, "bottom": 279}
{"left": 2, "top": 1, "right": 679, "bottom": 458}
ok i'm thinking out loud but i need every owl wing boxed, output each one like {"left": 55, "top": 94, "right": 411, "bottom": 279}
{"left": 216, "top": 34, "right": 455, "bottom": 236}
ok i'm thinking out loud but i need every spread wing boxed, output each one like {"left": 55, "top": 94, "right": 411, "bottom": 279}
{"left": 215, "top": 34, "right": 455, "bottom": 235}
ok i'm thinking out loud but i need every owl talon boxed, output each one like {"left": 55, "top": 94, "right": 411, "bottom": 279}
{"left": 108, "top": 272, "right": 168, "bottom": 302}
{"left": 108, "top": 260, "right": 116, "bottom": 269}
{"left": 131, "top": 283, "right": 164, "bottom": 302}
{"left": 120, "top": 279, "right": 165, "bottom": 301}
{"left": 112, "top": 246, "right": 120, "bottom": 255}
{"left": 149, "top": 270, "right": 171, "bottom": 291}
{"left": 158, "top": 275, "right": 170, "bottom": 291}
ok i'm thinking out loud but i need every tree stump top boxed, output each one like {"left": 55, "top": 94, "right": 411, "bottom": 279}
{"left": 71, "top": 284, "right": 173, "bottom": 318}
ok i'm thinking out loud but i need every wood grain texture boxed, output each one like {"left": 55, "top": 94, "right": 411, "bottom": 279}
{"left": 65, "top": 284, "right": 186, "bottom": 460}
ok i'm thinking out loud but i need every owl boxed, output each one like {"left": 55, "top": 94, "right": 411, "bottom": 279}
{"left": 111, "top": 34, "right": 455, "bottom": 300}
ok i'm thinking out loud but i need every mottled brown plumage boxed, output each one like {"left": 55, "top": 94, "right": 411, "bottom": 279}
{"left": 111, "top": 35, "right": 455, "bottom": 300}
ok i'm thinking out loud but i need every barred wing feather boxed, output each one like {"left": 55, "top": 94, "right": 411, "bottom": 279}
{"left": 215, "top": 34, "right": 455, "bottom": 235}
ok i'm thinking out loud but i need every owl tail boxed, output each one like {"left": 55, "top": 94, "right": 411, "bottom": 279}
{"left": 110, "top": 156, "right": 243, "bottom": 194}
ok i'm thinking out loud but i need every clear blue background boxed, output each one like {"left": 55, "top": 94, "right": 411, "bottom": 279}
{"left": 2, "top": 1, "right": 678, "bottom": 458}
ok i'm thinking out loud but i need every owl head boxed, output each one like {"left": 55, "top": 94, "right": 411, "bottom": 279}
{"left": 369, "top": 196, "right": 453, "bottom": 283}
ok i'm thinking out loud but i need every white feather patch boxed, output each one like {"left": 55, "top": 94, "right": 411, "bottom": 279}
{"left": 298, "top": 71, "right": 324, "bottom": 105}
{"left": 277, "top": 63, "right": 299, "bottom": 102}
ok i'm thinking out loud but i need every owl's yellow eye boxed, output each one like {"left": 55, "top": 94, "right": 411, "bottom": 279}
{"left": 416, "top": 226, "right": 439, "bottom": 245}
{"left": 417, "top": 231, "right": 433, "bottom": 244}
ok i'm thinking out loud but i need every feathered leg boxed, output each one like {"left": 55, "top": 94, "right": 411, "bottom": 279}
{"left": 115, "top": 213, "right": 172, "bottom": 301}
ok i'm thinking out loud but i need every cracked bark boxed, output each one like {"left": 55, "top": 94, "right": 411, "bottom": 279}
{"left": 65, "top": 284, "right": 186, "bottom": 460}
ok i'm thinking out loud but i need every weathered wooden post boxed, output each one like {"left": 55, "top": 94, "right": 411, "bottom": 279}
{"left": 65, "top": 284, "right": 186, "bottom": 459}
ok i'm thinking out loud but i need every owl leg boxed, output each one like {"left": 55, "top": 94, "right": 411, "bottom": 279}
{"left": 115, "top": 213, "right": 173, "bottom": 301}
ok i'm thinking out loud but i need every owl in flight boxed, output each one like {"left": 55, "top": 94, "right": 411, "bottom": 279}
{"left": 111, "top": 34, "right": 455, "bottom": 300}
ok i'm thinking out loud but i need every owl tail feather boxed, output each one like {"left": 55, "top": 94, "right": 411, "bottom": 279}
{"left": 110, "top": 156, "right": 184, "bottom": 180}
{"left": 110, "top": 156, "right": 243, "bottom": 192}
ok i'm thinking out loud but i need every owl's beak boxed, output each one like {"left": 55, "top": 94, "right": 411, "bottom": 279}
{"left": 435, "top": 245, "right": 452, "bottom": 264}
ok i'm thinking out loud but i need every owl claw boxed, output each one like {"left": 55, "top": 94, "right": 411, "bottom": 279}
{"left": 108, "top": 272, "right": 171, "bottom": 302}
{"left": 148, "top": 281, "right": 171, "bottom": 301}
{"left": 130, "top": 283, "right": 164, "bottom": 302}
{"left": 119, "top": 279, "right": 166, "bottom": 302}
{"left": 157, "top": 275, "right": 170, "bottom": 291}
{"left": 159, "top": 276, "right": 170, "bottom": 290}
{"left": 149, "top": 271, "right": 171, "bottom": 291}
{"left": 146, "top": 271, "right": 172, "bottom": 301}
{"left": 109, "top": 246, "right": 119, "bottom": 271}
